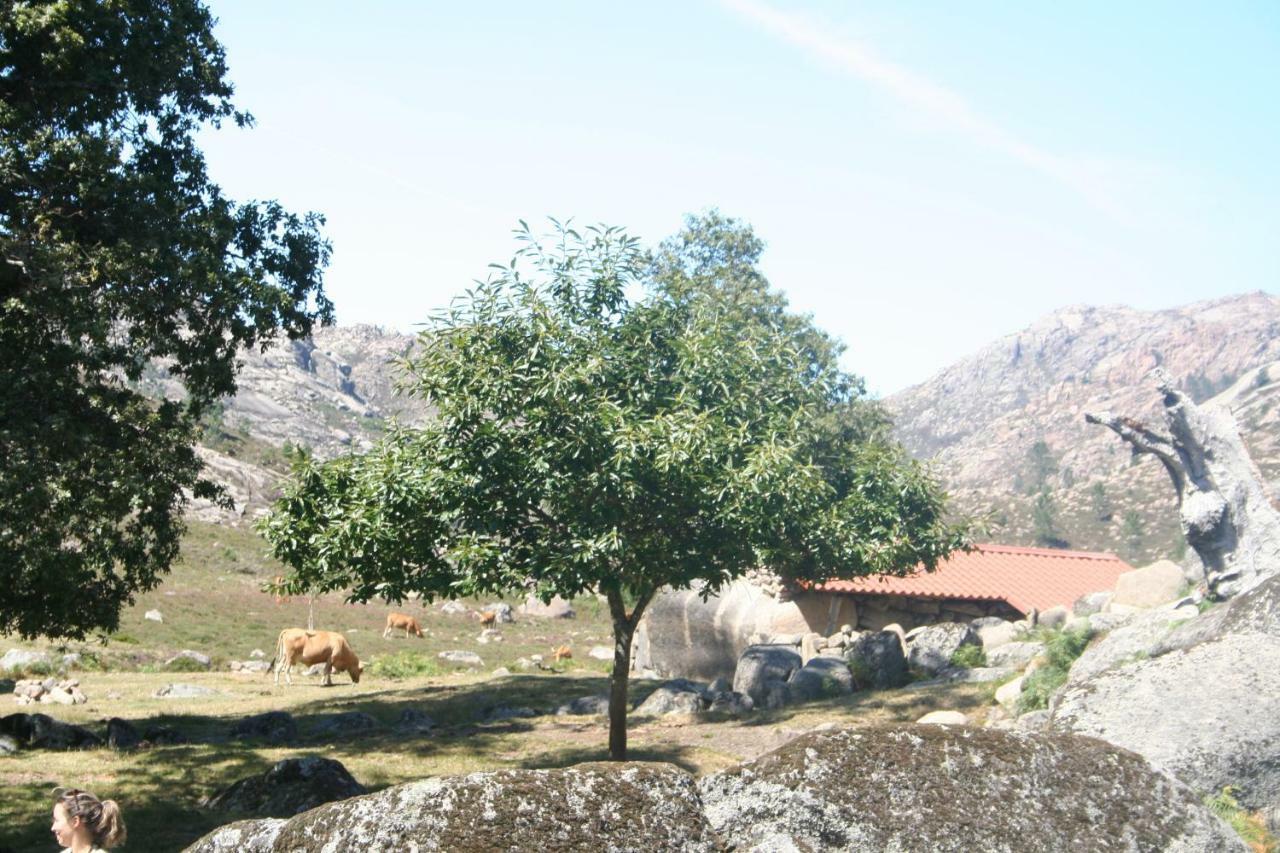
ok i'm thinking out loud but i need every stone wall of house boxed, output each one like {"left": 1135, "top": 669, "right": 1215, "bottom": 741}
{"left": 634, "top": 577, "right": 1022, "bottom": 681}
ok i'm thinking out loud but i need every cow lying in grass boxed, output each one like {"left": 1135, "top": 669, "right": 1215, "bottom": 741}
{"left": 383, "top": 612, "right": 425, "bottom": 639}
{"left": 271, "top": 628, "right": 363, "bottom": 686}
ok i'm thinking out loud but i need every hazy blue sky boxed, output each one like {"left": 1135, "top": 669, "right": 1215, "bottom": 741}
{"left": 199, "top": 1, "right": 1279, "bottom": 395}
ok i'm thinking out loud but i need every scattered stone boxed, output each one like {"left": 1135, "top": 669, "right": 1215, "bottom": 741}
{"left": 201, "top": 756, "right": 367, "bottom": 818}
{"left": 249, "top": 649, "right": 266, "bottom": 659}
{"left": 491, "top": 666, "right": 511, "bottom": 677}
{"left": 905, "top": 623, "right": 981, "bottom": 676}
{"left": 1072, "top": 590, "right": 1113, "bottom": 617}
{"left": 732, "top": 644, "right": 802, "bottom": 706}
{"left": 518, "top": 595, "right": 575, "bottom": 619}
{"left": 0, "top": 649, "right": 53, "bottom": 673}
{"left": 787, "top": 657, "right": 853, "bottom": 702}
{"left": 698, "top": 725, "right": 1245, "bottom": 852}
{"left": 153, "top": 683, "right": 219, "bottom": 699}
{"left": 230, "top": 660, "right": 272, "bottom": 673}
{"left": 994, "top": 676, "right": 1026, "bottom": 710}
{"left": 482, "top": 602, "right": 514, "bottom": 623}
{"left": 916, "top": 710, "right": 969, "bottom": 726}
{"left": 587, "top": 645, "right": 613, "bottom": 661}
{"left": 144, "top": 609, "right": 164, "bottom": 623}
{"left": 844, "top": 630, "right": 908, "bottom": 689}
{"left": 394, "top": 708, "right": 436, "bottom": 733}
{"left": 555, "top": 694, "right": 610, "bottom": 716}
{"left": 230, "top": 711, "right": 298, "bottom": 744}
{"left": 633, "top": 683, "right": 705, "bottom": 717}
{"left": 1038, "top": 605, "right": 1070, "bottom": 630}
{"left": 986, "top": 641, "right": 1045, "bottom": 670}
{"left": 13, "top": 677, "right": 87, "bottom": 705}
{"left": 438, "top": 650, "right": 483, "bottom": 667}
{"left": 440, "top": 600, "right": 468, "bottom": 615}
{"left": 166, "top": 650, "right": 212, "bottom": 670}
{"left": 481, "top": 705, "right": 537, "bottom": 723}
{"left": 315, "top": 712, "right": 379, "bottom": 737}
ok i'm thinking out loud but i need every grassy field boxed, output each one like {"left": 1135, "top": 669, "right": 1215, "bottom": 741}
{"left": 1, "top": 521, "right": 995, "bottom": 851}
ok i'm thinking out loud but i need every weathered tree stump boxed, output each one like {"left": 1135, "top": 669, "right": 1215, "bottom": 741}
{"left": 1085, "top": 368, "right": 1280, "bottom": 598}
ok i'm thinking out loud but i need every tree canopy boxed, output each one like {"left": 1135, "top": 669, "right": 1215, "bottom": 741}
{"left": 261, "top": 214, "right": 967, "bottom": 759}
{"left": 0, "top": 1, "right": 332, "bottom": 638}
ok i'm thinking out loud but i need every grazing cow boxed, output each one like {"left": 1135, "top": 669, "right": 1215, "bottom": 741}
{"left": 271, "top": 628, "right": 363, "bottom": 686}
{"left": 383, "top": 612, "right": 425, "bottom": 639}
{"left": 474, "top": 609, "right": 498, "bottom": 628}
{"left": 552, "top": 644, "right": 572, "bottom": 664}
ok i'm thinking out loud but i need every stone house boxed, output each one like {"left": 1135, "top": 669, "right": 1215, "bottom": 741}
{"left": 633, "top": 543, "right": 1134, "bottom": 682}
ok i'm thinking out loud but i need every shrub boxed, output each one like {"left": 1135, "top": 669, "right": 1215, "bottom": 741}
{"left": 108, "top": 633, "right": 139, "bottom": 645}
{"left": 370, "top": 651, "right": 442, "bottom": 680}
{"left": 949, "top": 644, "right": 987, "bottom": 669}
{"left": 1017, "top": 625, "right": 1093, "bottom": 714}
{"left": 1205, "top": 786, "right": 1277, "bottom": 852}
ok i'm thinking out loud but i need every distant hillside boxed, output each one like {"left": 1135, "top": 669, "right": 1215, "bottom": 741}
{"left": 885, "top": 292, "right": 1280, "bottom": 564}
{"left": 139, "top": 325, "right": 423, "bottom": 524}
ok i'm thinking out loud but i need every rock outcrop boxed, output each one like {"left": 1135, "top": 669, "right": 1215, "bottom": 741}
{"left": 1051, "top": 573, "right": 1280, "bottom": 814}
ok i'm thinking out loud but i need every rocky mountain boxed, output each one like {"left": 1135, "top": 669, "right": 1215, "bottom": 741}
{"left": 885, "top": 291, "right": 1280, "bottom": 562}
{"left": 152, "top": 325, "right": 424, "bottom": 524}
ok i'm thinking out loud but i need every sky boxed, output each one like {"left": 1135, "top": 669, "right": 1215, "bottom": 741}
{"left": 198, "top": 1, "right": 1279, "bottom": 396}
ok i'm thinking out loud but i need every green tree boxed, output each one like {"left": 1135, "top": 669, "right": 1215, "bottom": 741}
{"left": 0, "top": 1, "right": 332, "bottom": 639}
{"left": 1032, "top": 490, "right": 1067, "bottom": 549}
{"left": 1090, "top": 481, "right": 1113, "bottom": 522}
{"left": 1122, "top": 509, "right": 1144, "bottom": 557}
{"left": 261, "top": 215, "right": 968, "bottom": 760}
{"left": 1025, "top": 440, "right": 1057, "bottom": 495}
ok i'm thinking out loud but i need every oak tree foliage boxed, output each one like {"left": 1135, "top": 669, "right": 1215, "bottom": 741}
{"left": 0, "top": 1, "right": 332, "bottom": 638}
{"left": 262, "top": 213, "right": 967, "bottom": 759}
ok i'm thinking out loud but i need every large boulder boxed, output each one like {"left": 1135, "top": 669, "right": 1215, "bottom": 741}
{"left": 697, "top": 725, "right": 1244, "bottom": 852}
{"left": 905, "top": 622, "right": 980, "bottom": 676}
{"left": 1052, "top": 573, "right": 1280, "bottom": 814}
{"left": 732, "top": 645, "right": 802, "bottom": 706}
{"left": 185, "top": 763, "right": 718, "bottom": 852}
{"left": 1111, "top": 561, "right": 1187, "bottom": 610}
{"left": 200, "top": 756, "right": 367, "bottom": 817}
{"left": 518, "top": 595, "right": 575, "bottom": 619}
{"left": 0, "top": 649, "right": 53, "bottom": 673}
{"left": 844, "top": 630, "right": 908, "bottom": 689}
{"left": 634, "top": 579, "right": 814, "bottom": 683}
{"left": 786, "top": 657, "right": 853, "bottom": 702}
{"left": 0, "top": 712, "right": 100, "bottom": 750}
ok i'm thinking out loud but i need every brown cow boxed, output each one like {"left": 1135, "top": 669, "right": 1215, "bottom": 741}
{"left": 551, "top": 644, "right": 572, "bottom": 664}
{"left": 383, "top": 612, "right": 424, "bottom": 639}
{"left": 271, "top": 628, "right": 363, "bottom": 686}
{"left": 473, "top": 609, "right": 497, "bottom": 628}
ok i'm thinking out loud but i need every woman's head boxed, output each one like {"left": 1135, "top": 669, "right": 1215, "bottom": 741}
{"left": 51, "top": 788, "right": 127, "bottom": 849}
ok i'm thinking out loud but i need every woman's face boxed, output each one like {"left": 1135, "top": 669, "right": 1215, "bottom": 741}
{"left": 51, "top": 802, "right": 80, "bottom": 848}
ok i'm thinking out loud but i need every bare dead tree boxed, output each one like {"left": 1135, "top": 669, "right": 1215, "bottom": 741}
{"left": 1086, "top": 368, "right": 1280, "bottom": 598}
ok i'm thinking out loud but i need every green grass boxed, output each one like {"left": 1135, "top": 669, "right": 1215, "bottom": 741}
{"left": 368, "top": 650, "right": 444, "bottom": 679}
{"left": 949, "top": 644, "right": 988, "bottom": 669}
{"left": 1205, "top": 786, "right": 1278, "bottom": 852}
{"left": 1016, "top": 625, "right": 1093, "bottom": 714}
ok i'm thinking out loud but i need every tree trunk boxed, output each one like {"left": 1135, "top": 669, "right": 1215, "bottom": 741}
{"left": 605, "top": 583, "right": 654, "bottom": 761}
{"left": 307, "top": 594, "right": 316, "bottom": 631}
{"left": 1086, "top": 368, "right": 1280, "bottom": 597}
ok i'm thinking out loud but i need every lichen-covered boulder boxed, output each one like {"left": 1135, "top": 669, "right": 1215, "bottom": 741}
{"left": 1053, "top": 574, "right": 1280, "bottom": 814}
{"left": 732, "top": 644, "right": 802, "bottom": 705}
{"left": 200, "top": 756, "right": 366, "bottom": 817}
{"left": 185, "top": 762, "right": 718, "bottom": 853}
{"left": 844, "top": 630, "right": 907, "bottom": 689}
{"left": 697, "top": 725, "right": 1244, "bottom": 852}
{"left": 182, "top": 819, "right": 285, "bottom": 853}
{"left": 905, "top": 622, "right": 980, "bottom": 676}
{"left": 633, "top": 681, "right": 706, "bottom": 716}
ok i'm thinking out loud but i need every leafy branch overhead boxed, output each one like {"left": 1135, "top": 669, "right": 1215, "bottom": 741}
{"left": 262, "top": 212, "right": 968, "bottom": 759}
{"left": 0, "top": 1, "right": 332, "bottom": 639}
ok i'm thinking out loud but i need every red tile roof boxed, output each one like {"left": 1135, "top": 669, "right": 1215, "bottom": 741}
{"left": 814, "top": 543, "right": 1134, "bottom": 614}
